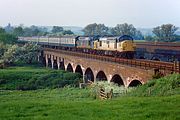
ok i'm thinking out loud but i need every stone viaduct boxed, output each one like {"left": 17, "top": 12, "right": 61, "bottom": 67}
{"left": 42, "top": 48, "right": 158, "bottom": 88}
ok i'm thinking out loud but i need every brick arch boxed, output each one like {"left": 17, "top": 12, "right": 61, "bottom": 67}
{"left": 42, "top": 56, "right": 46, "bottom": 66}
{"left": 53, "top": 59, "right": 58, "bottom": 69}
{"left": 96, "top": 71, "right": 107, "bottom": 81}
{"left": 111, "top": 74, "right": 124, "bottom": 86}
{"left": 128, "top": 80, "right": 142, "bottom": 87}
{"left": 127, "top": 75, "right": 144, "bottom": 87}
{"left": 75, "top": 65, "right": 83, "bottom": 76}
{"left": 48, "top": 58, "right": 51, "bottom": 68}
{"left": 85, "top": 67, "right": 94, "bottom": 82}
{"left": 59, "top": 61, "right": 65, "bottom": 70}
{"left": 66, "top": 63, "right": 73, "bottom": 72}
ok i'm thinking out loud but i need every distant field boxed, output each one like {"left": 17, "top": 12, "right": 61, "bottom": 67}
{"left": 134, "top": 40, "right": 146, "bottom": 42}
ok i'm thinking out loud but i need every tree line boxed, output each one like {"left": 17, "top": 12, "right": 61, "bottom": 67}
{"left": 1, "top": 23, "right": 180, "bottom": 42}
{"left": 3, "top": 24, "right": 74, "bottom": 37}
{"left": 83, "top": 23, "right": 179, "bottom": 42}
{"left": 83, "top": 23, "right": 144, "bottom": 40}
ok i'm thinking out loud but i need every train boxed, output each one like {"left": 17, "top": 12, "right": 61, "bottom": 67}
{"left": 18, "top": 35, "right": 136, "bottom": 59}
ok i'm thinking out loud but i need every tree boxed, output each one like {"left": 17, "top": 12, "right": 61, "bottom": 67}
{"left": 174, "top": 35, "right": 180, "bottom": 42}
{"left": 62, "top": 30, "right": 74, "bottom": 35}
{"left": 0, "top": 27, "right": 5, "bottom": 34}
{"left": 37, "top": 27, "right": 49, "bottom": 36}
{"left": 134, "top": 30, "right": 144, "bottom": 40}
{"left": 109, "top": 27, "right": 116, "bottom": 36}
{"left": 23, "top": 26, "right": 41, "bottom": 36}
{"left": 4, "top": 23, "right": 14, "bottom": 33}
{"left": 30, "top": 25, "right": 40, "bottom": 36}
{"left": 110, "top": 23, "right": 143, "bottom": 39}
{"left": 144, "top": 36, "right": 155, "bottom": 41}
{"left": 83, "top": 23, "right": 109, "bottom": 36}
{"left": 96, "top": 24, "right": 109, "bottom": 36}
{"left": 13, "top": 26, "right": 24, "bottom": 36}
{"left": 0, "top": 44, "right": 18, "bottom": 68}
{"left": 152, "top": 24, "right": 178, "bottom": 42}
{"left": 0, "top": 43, "right": 7, "bottom": 58}
{"left": 0, "top": 43, "right": 42, "bottom": 68}
{"left": 83, "top": 23, "right": 97, "bottom": 36}
{"left": 111, "top": 23, "right": 136, "bottom": 36}
{"left": 16, "top": 43, "right": 42, "bottom": 64}
{"left": 0, "top": 33, "right": 17, "bottom": 44}
{"left": 52, "top": 26, "right": 64, "bottom": 33}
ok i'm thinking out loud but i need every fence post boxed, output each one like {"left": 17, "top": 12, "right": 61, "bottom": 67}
{"left": 99, "top": 87, "right": 107, "bottom": 100}
{"left": 175, "top": 61, "right": 180, "bottom": 73}
{"left": 173, "top": 61, "right": 176, "bottom": 73}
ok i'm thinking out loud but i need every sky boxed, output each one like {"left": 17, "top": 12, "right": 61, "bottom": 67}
{"left": 0, "top": 0, "right": 180, "bottom": 28}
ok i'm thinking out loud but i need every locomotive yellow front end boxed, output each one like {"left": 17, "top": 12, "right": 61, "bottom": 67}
{"left": 116, "top": 35, "right": 135, "bottom": 59}
{"left": 118, "top": 40, "right": 136, "bottom": 52}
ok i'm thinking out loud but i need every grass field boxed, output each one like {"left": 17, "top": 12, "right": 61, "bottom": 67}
{"left": 0, "top": 66, "right": 180, "bottom": 120}
{"left": 0, "top": 89, "right": 180, "bottom": 120}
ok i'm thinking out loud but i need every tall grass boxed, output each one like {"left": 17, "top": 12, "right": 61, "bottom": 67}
{"left": 0, "top": 66, "right": 82, "bottom": 90}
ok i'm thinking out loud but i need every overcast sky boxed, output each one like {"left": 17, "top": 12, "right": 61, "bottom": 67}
{"left": 0, "top": 0, "right": 180, "bottom": 28}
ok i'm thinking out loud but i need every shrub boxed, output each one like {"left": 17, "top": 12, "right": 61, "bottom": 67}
{"left": 88, "top": 81, "right": 134, "bottom": 99}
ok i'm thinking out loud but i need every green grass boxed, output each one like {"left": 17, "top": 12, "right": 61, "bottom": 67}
{"left": 128, "top": 74, "right": 180, "bottom": 96}
{"left": 0, "top": 66, "right": 82, "bottom": 90}
{"left": 0, "top": 88, "right": 179, "bottom": 120}
{"left": 0, "top": 66, "right": 179, "bottom": 119}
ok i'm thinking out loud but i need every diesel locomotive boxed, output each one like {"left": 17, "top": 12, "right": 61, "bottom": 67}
{"left": 18, "top": 35, "right": 136, "bottom": 59}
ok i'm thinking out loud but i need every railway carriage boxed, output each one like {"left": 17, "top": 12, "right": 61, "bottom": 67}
{"left": 76, "top": 36, "right": 92, "bottom": 48}
{"left": 38, "top": 36, "right": 48, "bottom": 45}
{"left": 59, "top": 36, "right": 77, "bottom": 47}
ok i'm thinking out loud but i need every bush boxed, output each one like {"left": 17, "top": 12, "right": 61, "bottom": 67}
{"left": 88, "top": 81, "right": 134, "bottom": 99}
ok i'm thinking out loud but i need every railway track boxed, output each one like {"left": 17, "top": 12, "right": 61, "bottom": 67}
{"left": 44, "top": 48, "right": 180, "bottom": 74}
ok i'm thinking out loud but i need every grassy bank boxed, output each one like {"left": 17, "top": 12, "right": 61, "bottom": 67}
{"left": 0, "top": 66, "right": 82, "bottom": 90}
{"left": 128, "top": 74, "right": 180, "bottom": 96}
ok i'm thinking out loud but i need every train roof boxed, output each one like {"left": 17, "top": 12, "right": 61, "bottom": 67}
{"left": 99, "top": 35, "right": 133, "bottom": 41}
{"left": 99, "top": 37, "right": 117, "bottom": 41}
{"left": 78, "top": 36, "right": 92, "bottom": 40}
{"left": 118, "top": 35, "right": 133, "bottom": 41}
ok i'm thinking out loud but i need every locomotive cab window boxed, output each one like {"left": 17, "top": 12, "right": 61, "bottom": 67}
{"left": 100, "top": 41, "right": 102, "bottom": 46}
{"left": 107, "top": 41, "right": 109, "bottom": 48}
